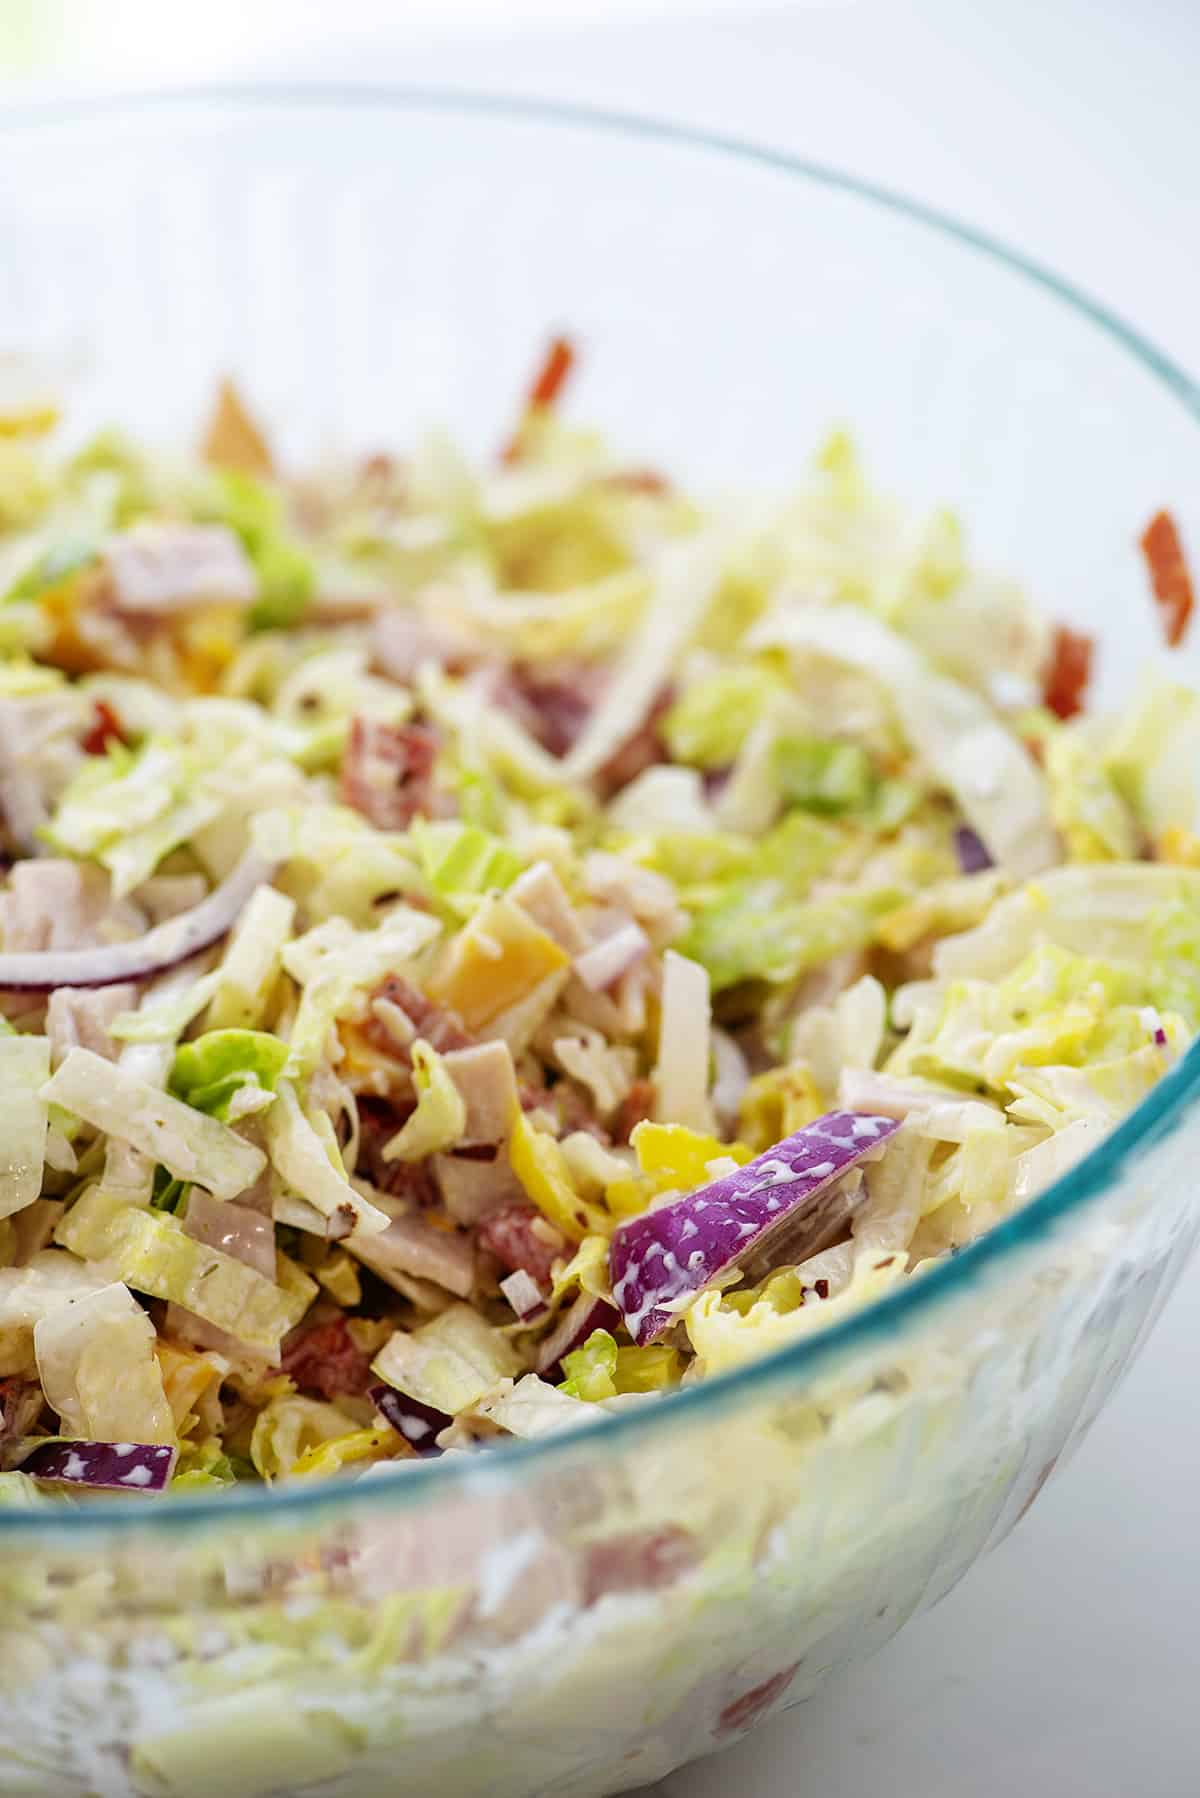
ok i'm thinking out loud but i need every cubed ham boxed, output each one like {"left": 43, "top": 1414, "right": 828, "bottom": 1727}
{"left": 184, "top": 1186, "right": 277, "bottom": 1280}
{"left": 104, "top": 523, "right": 257, "bottom": 613}
{"left": 339, "top": 718, "right": 444, "bottom": 831}
{"left": 45, "top": 982, "right": 138, "bottom": 1065}
{"left": 509, "top": 861, "right": 589, "bottom": 954}
{"left": 370, "top": 612, "right": 472, "bottom": 684}
{"left": 432, "top": 1150, "right": 526, "bottom": 1225}
{"left": 0, "top": 860, "right": 146, "bottom": 953}
{"left": 443, "top": 1041, "right": 520, "bottom": 1146}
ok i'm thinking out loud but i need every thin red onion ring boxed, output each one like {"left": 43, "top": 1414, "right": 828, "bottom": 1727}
{"left": 0, "top": 848, "right": 275, "bottom": 991}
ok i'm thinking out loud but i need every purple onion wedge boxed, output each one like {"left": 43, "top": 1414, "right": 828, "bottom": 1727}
{"left": 953, "top": 826, "right": 994, "bottom": 874}
{"left": 0, "top": 848, "right": 273, "bottom": 991}
{"left": 20, "top": 1440, "right": 177, "bottom": 1493}
{"left": 610, "top": 1110, "right": 901, "bottom": 1345}
{"left": 369, "top": 1384, "right": 451, "bottom": 1457}
{"left": 535, "top": 1294, "right": 620, "bottom": 1380}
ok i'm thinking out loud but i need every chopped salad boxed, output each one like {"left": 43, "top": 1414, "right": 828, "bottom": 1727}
{"left": 0, "top": 342, "right": 1195, "bottom": 1500}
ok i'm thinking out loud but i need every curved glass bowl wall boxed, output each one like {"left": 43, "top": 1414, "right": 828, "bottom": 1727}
{"left": 0, "top": 90, "right": 1198, "bottom": 1798}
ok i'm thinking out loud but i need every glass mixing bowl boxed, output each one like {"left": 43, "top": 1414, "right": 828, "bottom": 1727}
{"left": 0, "top": 88, "right": 1198, "bottom": 1798}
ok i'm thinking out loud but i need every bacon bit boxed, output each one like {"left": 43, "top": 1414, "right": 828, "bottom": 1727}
{"left": 280, "top": 1317, "right": 373, "bottom": 1401}
{"left": 200, "top": 376, "right": 274, "bottom": 477}
{"left": 339, "top": 718, "right": 444, "bottom": 831}
{"left": 595, "top": 683, "right": 675, "bottom": 798}
{"left": 612, "top": 1077, "right": 655, "bottom": 1146}
{"left": 1041, "top": 624, "right": 1094, "bottom": 721}
{"left": 501, "top": 334, "right": 577, "bottom": 462}
{"left": 503, "top": 663, "right": 600, "bottom": 758}
{"left": 80, "top": 699, "right": 127, "bottom": 755}
{"left": 716, "top": 1663, "right": 801, "bottom": 1738}
{"left": 527, "top": 334, "right": 575, "bottom": 412}
{"left": 355, "top": 1098, "right": 440, "bottom": 1203}
{"left": 1140, "top": 508, "right": 1195, "bottom": 648}
{"left": 475, "top": 1201, "right": 567, "bottom": 1287}
{"left": 358, "top": 977, "right": 474, "bottom": 1063}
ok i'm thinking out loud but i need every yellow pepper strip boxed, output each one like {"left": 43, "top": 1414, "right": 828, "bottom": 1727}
{"left": 509, "top": 1112, "right": 613, "bottom": 1241}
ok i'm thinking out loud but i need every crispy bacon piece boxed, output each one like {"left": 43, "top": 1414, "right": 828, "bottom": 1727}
{"left": 612, "top": 1076, "right": 655, "bottom": 1146}
{"left": 501, "top": 334, "right": 576, "bottom": 462}
{"left": 359, "top": 977, "right": 475, "bottom": 1062}
{"left": 1041, "top": 624, "right": 1094, "bottom": 721}
{"left": 339, "top": 718, "right": 442, "bottom": 831}
{"left": 595, "top": 684, "right": 674, "bottom": 798}
{"left": 1140, "top": 508, "right": 1195, "bottom": 648}
{"left": 280, "top": 1317, "right": 373, "bottom": 1401}
{"left": 355, "top": 1098, "right": 440, "bottom": 1204}
{"left": 475, "top": 1201, "right": 566, "bottom": 1288}
{"left": 81, "top": 699, "right": 127, "bottom": 756}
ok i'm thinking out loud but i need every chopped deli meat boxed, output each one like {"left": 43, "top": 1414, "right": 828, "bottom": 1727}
{"left": 476, "top": 1201, "right": 568, "bottom": 1288}
{"left": 104, "top": 523, "right": 257, "bottom": 613}
{"left": 443, "top": 1041, "right": 520, "bottom": 1145}
{"left": 347, "top": 1209, "right": 477, "bottom": 1298}
{"left": 0, "top": 350, "right": 1191, "bottom": 1501}
{"left": 433, "top": 1150, "right": 526, "bottom": 1225}
{"left": 280, "top": 1315, "right": 373, "bottom": 1400}
{"left": 44, "top": 981, "right": 138, "bottom": 1063}
{"left": 184, "top": 1185, "right": 276, "bottom": 1280}
{"left": 370, "top": 611, "right": 472, "bottom": 684}
{"left": 1140, "top": 508, "right": 1195, "bottom": 648}
{"left": 510, "top": 862, "right": 590, "bottom": 954}
{"left": 339, "top": 718, "right": 445, "bottom": 831}
{"left": 0, "top": 860, "right": 145, "bottom": 954}
{"left": 1042, "top": 623, "right": 1094, "bottom": 721}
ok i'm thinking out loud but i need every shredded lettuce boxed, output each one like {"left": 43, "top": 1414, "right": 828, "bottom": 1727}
{"left": 372, "top": 1304, "right": 521, "bottom": 1416}
{"left": 170, "top": 1030, "right": 289, "bottom": 1121}
{"left": 0, "top": 1035, "right": 50, "bottom": 1221}
{"left": 55, "top": 1188, "right": 315, "bottom": 1353}
{"left": 662, "top": 667, "right": 787, "bottom": 770}
{"left": 33, "top": 1279, "right": 176, "bottom": 1446}
{"left": 264, "top": 1080, "right": 389, "bottom": 1237}
{"left": 380, "top": 1041, "right": 467, "bottom": 1162}
{"left": 41, "top": 1048, "right": 267, "bottom": 1201}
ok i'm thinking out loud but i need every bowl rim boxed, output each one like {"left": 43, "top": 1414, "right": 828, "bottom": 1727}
{"left": 1, "top": 81, "right": 1198, "bottom": 1538}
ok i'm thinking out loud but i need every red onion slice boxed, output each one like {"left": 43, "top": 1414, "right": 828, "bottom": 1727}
{"left": 20, "top": 1440, "right": 177, "bottom": 1493}
{"left": 369, "top": 1383, "right": 449, "bottom": 1456}
{"left": 535, "top": 1293, "right": 620, "bottom": 1379}
{"left": 0, "top": 848, "right": 274, "bottom": 991}
{"left": 610, "top": 1110, "right": 901, "bottom": 1345}
{"left": 499, "top": 1268, "right": 548, "bottom": 1321}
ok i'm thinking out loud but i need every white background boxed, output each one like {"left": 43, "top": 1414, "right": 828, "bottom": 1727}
{"left": 7, "top": 5, "right": 1199, "bottom": 1794}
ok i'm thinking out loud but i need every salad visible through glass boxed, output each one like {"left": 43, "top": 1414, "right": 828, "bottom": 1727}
{"left": 0, "top": 338, "right": 1195, "bottom": 1500}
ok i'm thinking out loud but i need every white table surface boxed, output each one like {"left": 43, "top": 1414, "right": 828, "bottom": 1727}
{"left": 12, "top": 5, "right": 1200, "bottom": 1793}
